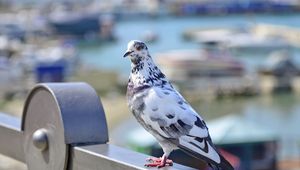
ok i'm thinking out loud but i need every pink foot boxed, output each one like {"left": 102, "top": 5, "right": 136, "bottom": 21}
{"left": 145, "top": 157, "right": 173, "bottom": 168}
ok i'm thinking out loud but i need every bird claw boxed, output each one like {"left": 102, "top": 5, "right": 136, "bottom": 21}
{"left": 146, "top": 157, "right": 154, "bottom": 162}
{"left": 145, "top": 157, "right": 173, "bottom": 168}
{"left": 146, "top": 157, "right": 159, "bottom": 162}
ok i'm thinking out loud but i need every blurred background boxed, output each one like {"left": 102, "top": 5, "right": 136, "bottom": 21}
{"left": 0, "top": 0, "right": 300, "bottom": 169}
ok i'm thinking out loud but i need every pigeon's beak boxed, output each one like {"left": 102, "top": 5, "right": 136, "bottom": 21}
{"left": 123, "top": 50, "right": 133, "bottom": 58}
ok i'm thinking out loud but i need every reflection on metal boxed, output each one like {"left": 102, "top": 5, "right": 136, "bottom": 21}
{"left": 0, "top": 83, "right": 195, "bottom": 170}
{"left": 0, "top": 113, "right": 24, "bottom": 162}
{"left": 32, "top": 128, "right": 48, "bottom": 151}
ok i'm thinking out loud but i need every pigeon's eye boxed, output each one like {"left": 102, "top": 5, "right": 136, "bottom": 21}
{"left": 136, "top": 46, "right": 142, "bottom": 51}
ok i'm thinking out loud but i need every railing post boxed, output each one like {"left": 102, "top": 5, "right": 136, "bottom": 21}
{"left": 21, "top": 83, "right": 108, "bottom": 170}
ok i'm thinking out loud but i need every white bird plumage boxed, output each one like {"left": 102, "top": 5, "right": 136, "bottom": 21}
{"left": 124, "top": 40, "right": 233, "bottom": 169}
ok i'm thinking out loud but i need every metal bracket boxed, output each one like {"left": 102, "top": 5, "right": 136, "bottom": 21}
{"left": 22, "top": 83, "right": 108, "bottom": 170}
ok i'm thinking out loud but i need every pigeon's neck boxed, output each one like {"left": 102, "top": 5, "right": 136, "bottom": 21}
{"left": 129, "top": 56, "right": 168, "bottom": 88}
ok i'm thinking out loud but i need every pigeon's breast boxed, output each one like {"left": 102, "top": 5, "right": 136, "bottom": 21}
{"left": 127, "top": 85, "right": 151, "bottom": 117}
{"left": 128, "top": 89, "right": 159, "bottom": 137}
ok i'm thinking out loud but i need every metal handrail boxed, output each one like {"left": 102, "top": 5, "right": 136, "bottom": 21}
{"left": 0, "top": 83, "right": 195, "bottom": 170}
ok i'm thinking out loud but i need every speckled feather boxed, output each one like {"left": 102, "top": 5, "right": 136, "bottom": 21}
{"left": 125, "top": 40, "right": 233, "bottom": 170}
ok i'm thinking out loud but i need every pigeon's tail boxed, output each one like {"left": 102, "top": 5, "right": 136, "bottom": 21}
{"left": 178, "top": 144, "right": 234, "bottom": 170}
{"left": 208, "top": 154, "right": 234, "bottom": 170}
{"left": 208, "top": 146, "right": 234, "bottom": 170}
{"left": 216, "top": 153, "right": 234, "bottom": 170}
{"left": 176, "top": 138, "right": 234, "bottom": 170}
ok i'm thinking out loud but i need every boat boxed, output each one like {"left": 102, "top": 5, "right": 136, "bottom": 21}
{"left": 140, "top": 30, "right": 158, "bottom": 43}
{"left": 259, "top": 50, "right": 300, "bottom": 76}
{"left": 47, "top": 3, "right": 115, "bottom": 41}
{"left": 0, "top": 22, "right": 25, "bottom": 42}
{"left": 208, "top": 114, "right": 277, "bottom": 170}
{"left": 30, "top": 45, "right": 79, "bottom": 83}
{"left": 156, "top": 41, "right": 245, "bottom": 81}
{"left": 183, "top": 25, "right": 290, "bottom": 54}
{"left": 253, "top": 24, "right": 300, "bottom": 48}
{"left": 156, "top": 41, "right": 257, "bottom": 97}
{"left": 258, "top": 50, "right": 300, "bottom": 93}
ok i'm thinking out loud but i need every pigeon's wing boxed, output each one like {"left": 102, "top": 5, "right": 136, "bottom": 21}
{"left": 141, "top": 86, "right": 225, "bottom": 166}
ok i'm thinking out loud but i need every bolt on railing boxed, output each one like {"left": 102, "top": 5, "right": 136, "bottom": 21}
{"left": 0, "top": 82, "right": 195, "bottom": 170}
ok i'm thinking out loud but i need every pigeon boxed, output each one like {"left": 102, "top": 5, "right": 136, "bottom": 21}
{"left": 124, "top": 40, "right": 234, "bottom": 170}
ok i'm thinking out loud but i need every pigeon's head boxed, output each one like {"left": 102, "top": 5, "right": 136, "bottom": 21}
{"left": 123, "top": 40, "right": 150, "bottom": 64}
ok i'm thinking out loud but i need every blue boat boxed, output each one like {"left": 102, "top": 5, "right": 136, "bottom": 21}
{"left": 48, "top": 11, "right": 115, "bottom": 41}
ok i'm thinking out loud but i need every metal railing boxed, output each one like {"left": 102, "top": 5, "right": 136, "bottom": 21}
{"left": 0, "top": 82, "right": 195, "bottom": 170}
